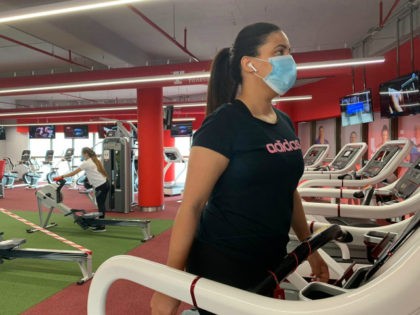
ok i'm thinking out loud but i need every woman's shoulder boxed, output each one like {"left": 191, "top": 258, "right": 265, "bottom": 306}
{"left": 211, "top": 102, "right": 242, "bottom": 117}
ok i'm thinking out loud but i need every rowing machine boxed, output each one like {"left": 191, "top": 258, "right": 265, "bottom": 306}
{"left": 33, "top": 179, "right": 153, "bottom": 242}
{"left": 0, "top": 231, "right": 92, "bottom": 284}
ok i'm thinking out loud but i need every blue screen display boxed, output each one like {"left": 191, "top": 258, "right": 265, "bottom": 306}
{"left": 340, "top": 90, "right": 374, "bottom": 127}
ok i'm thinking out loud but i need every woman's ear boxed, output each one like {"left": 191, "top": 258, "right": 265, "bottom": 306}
{"left": 241, "top": 56, "right": 256, "bottom": 73}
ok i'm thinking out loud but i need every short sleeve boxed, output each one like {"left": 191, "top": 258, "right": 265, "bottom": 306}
{"left": 78, "top": 160, "right": 89, "bottom": 171}
{"left": 192, "top": 105, "right": 236, "bottom": 159}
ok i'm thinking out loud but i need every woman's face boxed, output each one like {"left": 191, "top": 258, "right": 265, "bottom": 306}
{"left": 248, "top": 30, "right": 292, "bottom": 78}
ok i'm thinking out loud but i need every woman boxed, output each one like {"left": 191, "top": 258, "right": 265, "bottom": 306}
{"left": 53, "top": 147, "right": 109, "bottom": 232}
{"left": 151, "top": 22, "right": 329, "bottom": 315}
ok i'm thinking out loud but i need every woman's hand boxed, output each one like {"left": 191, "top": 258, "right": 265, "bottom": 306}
{"left": 150, "top": 291, "right": 180, "bottom": 315}
{"left": 307, "top": 251, "right": 329, "bottom": 283}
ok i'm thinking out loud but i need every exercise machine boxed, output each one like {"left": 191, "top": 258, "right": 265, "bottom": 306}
{"left": 33, "top": 179, "right": 153, "bottom": 241}
{"left": 163, "top": 147, "right": 186, "bottom": 196}
{"left": 88, "top": 211, "right": 419, "bottom": 315}
{"left": 0, "top": 160, "right": 5, "bottom": 198}
{"left": 1, "top": 158, "right": 19, "bottom": 188}
{"left": 88, "top": 211, "right": 420, "bottom": 315}
{"left": 5, "top": 150, "right": 32, "bottom": 182}
{"left": 301, "top": 142, "right": 367, "bottom": 180}
{"left": 300, "top": 156, "right": 420, "bottom": 220}
{"left": 102, "top": 121, "right": 137, "bottom": 213}
{"left": 0, "top": 231, "right": 92, "bottom": 284}
{"left": 299, "top": 139, "right": 412, "bottom": 189}
{"left": 302, "top": 144, "right": 330, "bottom": 170}
{"left": 295, "top": 157, "right": 419, "bottom": 262}
{"left": 23, "top": 150, "right": 54, "bottom": 188}
{"left": 46, "top": 148, "right": 74, "bottom": 184}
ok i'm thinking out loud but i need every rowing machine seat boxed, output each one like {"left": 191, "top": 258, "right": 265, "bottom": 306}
{"left": 0, "top": 238, "right": 26, "bottom": 250}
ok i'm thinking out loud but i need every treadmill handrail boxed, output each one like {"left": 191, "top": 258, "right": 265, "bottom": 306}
{"left": 87, "top": 239, "right": 420, "bottom": 315}
{"left": 301, "top": 190, "right": 420, "bottom": 219}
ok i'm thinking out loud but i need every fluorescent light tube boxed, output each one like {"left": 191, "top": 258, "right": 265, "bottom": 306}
{"left": 296, "top": 56, "right": 385, "bottom": 70}
{"left": 0, "top": 0, "right": 147, "bottom": 23}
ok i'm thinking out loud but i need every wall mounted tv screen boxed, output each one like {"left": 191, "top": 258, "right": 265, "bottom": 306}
{"left": 97, "top": 124, "right": 117, "bottom": 138}
{"left": 339, "top": 90, "right": 374, "bottom": 127}
{"left": 171, "top": 121, "right": 193, "bottom": 137}
{"left": 64, "top": 125, "right": 89, "bottom": 139}
{"left": 29, "top": 125, "right": 56, "bottom": 139}
{"left": 379, "top": 71, "right": 420, "bottom": 118}
{"left": 0, "top": 126, "right": 5, "bottom": 140}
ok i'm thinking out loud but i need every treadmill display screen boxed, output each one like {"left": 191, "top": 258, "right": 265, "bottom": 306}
{"left": 374, "top": 150, "right": 390, "bottom": 162}
{"left": 309, "top": 150, "right": 319, "bottom": 157}
{"left": 343, "top": 150, "right": 352, "bottom": 157}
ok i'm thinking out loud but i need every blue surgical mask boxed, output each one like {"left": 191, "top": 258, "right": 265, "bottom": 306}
{"left": 252, "top": 55, "right": 297, "bottom": 95}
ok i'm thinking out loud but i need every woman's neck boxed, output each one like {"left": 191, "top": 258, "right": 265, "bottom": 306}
{"left": 237, "top": 90, "right": 277, "bottom": 123}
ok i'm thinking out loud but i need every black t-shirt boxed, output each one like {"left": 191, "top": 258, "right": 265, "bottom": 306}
{"left": 192, "top": 99, "right": 304, "bottom": 267}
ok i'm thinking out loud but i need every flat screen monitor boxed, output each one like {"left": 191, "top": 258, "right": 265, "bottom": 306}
{"left": 64, "top": 125, "right": 89, "bottom": 139}
{"left": 97, "top": 124, "right": 117, "bottom": 138}
{"left": 171, "top": 121, "right": 193, "bottom": 137}
{"left": 339, "top": 90, "right": 374, "bottom": 127}
{"left": 379, "top": 72, "right": 420, "bottom": 118}
{"left": 29, "top": 125, "right": 56, "bottom": 139}
{"left": 0, "top": 126, "right": 5, "bottom": 140}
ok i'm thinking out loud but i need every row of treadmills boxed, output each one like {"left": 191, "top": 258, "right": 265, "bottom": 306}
{"left": 87, "top": 139, "right": 419, "bottom": 315}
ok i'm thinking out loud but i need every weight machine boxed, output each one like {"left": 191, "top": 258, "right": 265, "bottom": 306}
{"left": 102, "top": 121, "right": 138, "bottom": 213}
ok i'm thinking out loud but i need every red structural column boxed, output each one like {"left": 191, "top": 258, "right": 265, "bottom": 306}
{"left": 163, "top": 130, "right": 175, "bottom": 182}
{"left": 137, "top": 87, "right": 164, "bottom": 211}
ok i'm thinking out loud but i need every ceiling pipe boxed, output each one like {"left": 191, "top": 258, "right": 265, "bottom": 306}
{"left": 380, "top": 0, "right": 401, "bottom": 27}
{"left": 127, "top": 5, "right": 199, "bottom": 62}
{"left": 0, "top": 34, "right": 92, "bottom": 71}
{"left": 409, "top": 5, "right": 415, "bottom": 71}
{"left": 397, "top": 18, "right": 401, "bottom": 76}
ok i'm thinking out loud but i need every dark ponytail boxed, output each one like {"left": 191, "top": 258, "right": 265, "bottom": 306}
{"left": 206, "top": 48, "right": 236, "bottom": 115}
{"left": 206, "top": 22, "right": 281, "bottom": 116}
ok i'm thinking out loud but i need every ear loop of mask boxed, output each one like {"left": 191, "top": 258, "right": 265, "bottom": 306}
{"left": 247, "top": 61, "right": 265, "bottom": 80}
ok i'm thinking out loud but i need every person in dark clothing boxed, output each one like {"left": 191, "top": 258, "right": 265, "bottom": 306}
{"left": 151, "top": 22, "right": 329, "bottom": 315}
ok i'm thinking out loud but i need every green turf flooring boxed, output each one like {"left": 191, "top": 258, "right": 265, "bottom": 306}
{"left": 0, "top": 210, "right": 173, "bottom": 314}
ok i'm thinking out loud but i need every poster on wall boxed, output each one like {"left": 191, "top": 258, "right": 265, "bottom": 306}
{"left": 368, "top": 112, "right": 390, "bottom": 159}
{"left": 315, "top": 118, "right": 336, "bottom": 157}
{"left": 341, "top": 124, "right": 362, "bottom": 146}
{"left": 398, "top": 115, "right": 420, "bottom": 163}
{"left": 297, "top": 122, "right": 311, "bottom": 155}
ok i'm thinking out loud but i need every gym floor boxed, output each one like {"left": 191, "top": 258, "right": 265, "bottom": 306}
{"left": 0, "top": 183, "right": 191, "bottom": 315}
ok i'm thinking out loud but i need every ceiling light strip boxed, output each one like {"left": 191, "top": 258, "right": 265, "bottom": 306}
{"left": 0, "top": 118, "right": 196, "bottom": 127}
{"left": 0, "top": 72, "right": 210, "bottom": 95}
{"left": 0, "top": 57, "right": 384, "bottom": 95}
{"left": 272, "top": 95, "right": 312, "bottom": 102}
{"left": 0, "top": 0, "right": 146, "bottom": 24}
{"left": 0, "top": 106, "right": 137, "bottom": 117}
{"left": 296, "top": 56, "right": 385, "bottom": 70}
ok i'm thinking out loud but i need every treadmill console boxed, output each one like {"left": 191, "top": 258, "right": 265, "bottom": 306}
{"left": 303, "top": 146, "right": 328, "bottom": 166}
{"left": 394, "top": 157, "right": 420, "bottom": 199}
{"left": 330, "top": 147, "right": 359, "bottom": 170}
{"left": 360, "top": 145, "right": 400, "bottom": 178}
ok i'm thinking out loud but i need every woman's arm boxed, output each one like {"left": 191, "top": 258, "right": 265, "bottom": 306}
{"left": 57, "top": 167, "right": 82, "bottom": 178}
{"left": 291, "top": 190, "right": 329, "bottom": 282}
{"left": 165, "top": 146, "right": 229, "bottom": 269}
{"left": 151, "top": 146, "right": 229, "bottom": 315}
